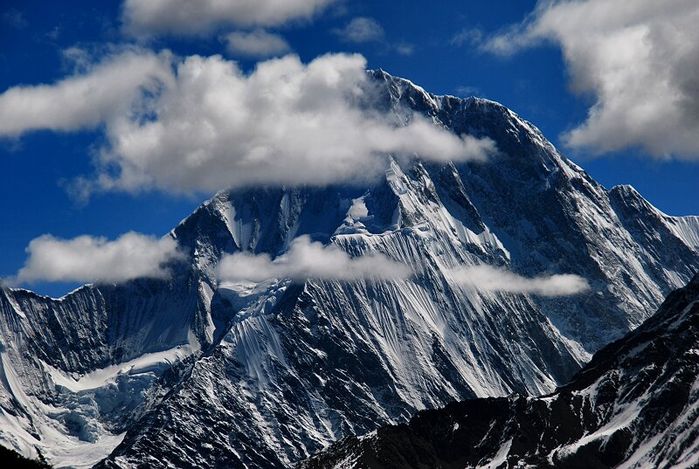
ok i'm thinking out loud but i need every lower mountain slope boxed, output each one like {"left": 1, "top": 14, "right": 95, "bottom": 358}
{"left": 303, "top": 273, "right": 699, "bottom": 469}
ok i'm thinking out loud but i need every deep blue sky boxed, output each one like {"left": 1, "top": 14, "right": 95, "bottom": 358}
{"left": 2, "top": 0, "right": 698, "bottom": 296}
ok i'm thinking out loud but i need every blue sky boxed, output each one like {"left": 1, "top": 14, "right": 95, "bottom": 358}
{"left": 1, "top": 0, "right": 698, "bottom": 296}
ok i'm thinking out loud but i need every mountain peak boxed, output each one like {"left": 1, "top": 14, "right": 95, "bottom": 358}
{"left": 610, "top": 183, "right": 640, "bottom": 195}
{"left": 368, "top": 68, "right": 509, "bottom": 109}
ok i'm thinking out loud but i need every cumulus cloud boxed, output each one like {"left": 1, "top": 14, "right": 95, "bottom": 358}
{"left": 97, "top": 53, "right": 494, "bottom": 193}
{"left": 334, "top": 17, "right": 384, "bottom": 43}
{"left": 12, "top": 232, "right": 184, "bottom": 284}
{"left": 451, "top": 265, "right": 589, "bottom": 297}
{"left": 0, "top": 50, "right": 494, "bottom": 195}
{"left": 223, "top": 30, "right": 291, "bottom": 58}
{"left": 0, "top": 49, "right": 172, "bottom": 137}
{"left": 122, "top": 0, "right": 335, "bottom": 37}
{"left": 97, "top": 53, "right": 494, "bottom": 194}
{"left": 217, "top": 235, "right": 411, "bottom": 283}
{"left": 483, "top": 0, "right": 699, "bottom": 159}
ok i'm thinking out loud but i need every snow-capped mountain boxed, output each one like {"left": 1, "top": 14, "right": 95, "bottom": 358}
{"left": 304, "top": 273, "right": 699, "bottom": 468}
{"left": 1, "top": 71, "right": 698, "bottom": 468}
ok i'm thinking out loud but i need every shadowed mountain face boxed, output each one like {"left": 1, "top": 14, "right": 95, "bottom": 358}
{"left": 1, "top": 72, "right": 698, "bottom": 468}
{"left": 303, "top": 274, "right": 699, "bottom": 469}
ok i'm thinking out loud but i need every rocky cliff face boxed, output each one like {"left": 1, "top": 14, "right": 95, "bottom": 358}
{"left": 304, "top": 273, "right": 699, "bottom": 469}
{"left": 1, "top": 72, "right": 698, "bottom": 468}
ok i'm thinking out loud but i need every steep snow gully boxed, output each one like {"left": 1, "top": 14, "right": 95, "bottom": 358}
{"left": 304, "top": 274, "right": 699, "bottom": 468}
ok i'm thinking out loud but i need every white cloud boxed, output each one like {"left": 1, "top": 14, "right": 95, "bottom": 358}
{"left": 484, "top": 0, "right": 699, "bottom": 159}
{"left": 0, "top": 49, "right": 172, "bottom": 137}
{"left": 13, "top": 232, "right": 184, "bottom": 284}
{"left": 96, "top": 53, "right": 494, "bottom": 194}
{"left": 451, "top": 265, "right": 589, "bottom": 297}
{"left": 334, "top": 17, "right": 384, "bottom": 43}
{"left": 101, "top": 53, "right": 494, "bottom": 193}
{"left": 224, "top": 30, "right": 291, "bottom": 58}
{"left": 217, "top": 235, "right": 411, "bottom": 282}
{"left": 122, "top": 0, "right": 335, "bottom": 37}
{"left": 0, "top": 50, "right": 493, "bottom": 195}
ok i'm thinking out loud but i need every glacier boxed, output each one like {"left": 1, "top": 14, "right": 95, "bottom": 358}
{"left": 1, "top": 70, "right": 698, "bottom": 467}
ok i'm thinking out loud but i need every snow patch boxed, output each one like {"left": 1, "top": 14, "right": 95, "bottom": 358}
{"left": 43, "top": 345, "right": 193, "bottom": 393}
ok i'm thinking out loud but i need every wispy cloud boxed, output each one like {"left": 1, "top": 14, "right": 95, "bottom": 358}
{"left": 121, "top": 0, "right": 336, "bottom": 37}
{"left": 10, "top": 232, "right": 184, "bottom": 284}
{"left": 217, "top": 236, "right": 588, "bottom": 297}
{"left": 394, "top": 43, "right": 415, "bottom": 56}
{"left": 334, "top": 17, "right": 384, "bottom": 43}
{"left": 2, "top": 8, "right": 28, "bottom": 29}
{"left": 217, "top": 235, "right": 411, "bottom": 283}
{"left": 334, "top": 17, "right": 415, "bottom": 58}
{"left": 450, "top": 28, "right": 482, "bottom": 47}
{"left": 223, "top": 30, "right": 291, "bottom": 58}
{"left": 451, "top": 265, "right": 590, "bottom": 297}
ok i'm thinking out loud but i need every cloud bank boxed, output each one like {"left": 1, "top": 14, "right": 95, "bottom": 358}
{"left": 13, "top": 232, "right": 184, "bottom": 284}
{"left": 0, "top": 51, "right": 494, "bottom": 195}
{"left": 217, "top": 235, "right": 411, "bottom": 283}
{"left": 451, "top": 265, "right": 589, "bottom": 297}
{"left": 122, "top": 0, "right": 336, "bottom": 37}
{"left": 223, "top": 30, "right": 291, "bottom": 58}
{"left": 484, "top": 0, "right": 699, "bottom": 159}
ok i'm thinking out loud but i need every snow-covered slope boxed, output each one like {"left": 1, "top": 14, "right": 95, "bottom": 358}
{"left": 0, "top": 283, "right": 202, "bottom": 467}
{"left": 304, "top": 273, "right": 699, "bottom": 468}
{"left": 1, "top": 71, "right": 698, "bottom": 467}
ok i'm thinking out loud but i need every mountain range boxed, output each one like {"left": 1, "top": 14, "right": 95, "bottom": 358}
{"left": 1, "top": 71, "right": 698, "bottom": 468}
